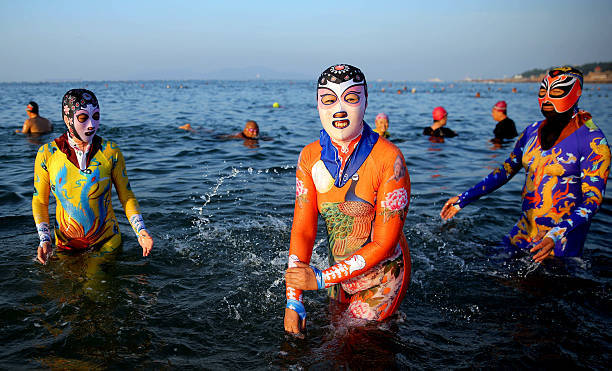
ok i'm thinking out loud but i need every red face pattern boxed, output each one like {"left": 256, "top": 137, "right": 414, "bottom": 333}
{"left": 538, "top": 72, "right": 582, "bottom": 113}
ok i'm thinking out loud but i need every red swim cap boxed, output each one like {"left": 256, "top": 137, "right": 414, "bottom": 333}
{"left": 493, "top": 101, "right": 507, "bottom": 111}
{"left": 432, "top": 106, "right": 447, "bottom": 121}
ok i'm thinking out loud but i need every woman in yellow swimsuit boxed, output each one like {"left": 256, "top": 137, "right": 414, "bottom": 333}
{"left": 33, "top": 89, "right": 153, "bottom": 264}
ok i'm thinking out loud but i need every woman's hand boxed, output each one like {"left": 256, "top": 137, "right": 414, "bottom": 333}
{"left": 285, "top": 261, "right": 318, "bottom": 290}
{"left": 138, "top": 230, "right": 154, "bottom": 257}
{"left": 440, "top": 196, "right": 461, "bottom": 220}
{"left": 530, "top": 231, "right": 555, "bottom": 263}
{"left": 284, "top": 307, "right": 306, "bottom": 337}
{"left": 37, "top": 241, "right": 53, "bottom": 264}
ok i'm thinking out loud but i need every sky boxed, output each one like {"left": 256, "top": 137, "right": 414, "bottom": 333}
{"left": 1, "top": 0, "right": 611, "bottom": 82}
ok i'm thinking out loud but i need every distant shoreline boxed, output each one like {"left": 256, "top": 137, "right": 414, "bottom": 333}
{"left": 2, "top": 76, "right": 611, "bottom": 84}
{"left": 471, "top": 77, "right": 612, "bottom": 84}
{"left": 471, "top": 67, "right": 612, "bottom": 84}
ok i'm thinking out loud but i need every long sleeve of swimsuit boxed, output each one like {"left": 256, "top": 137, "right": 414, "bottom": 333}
{"left": 544, "top": 125, "right": 610, "bottom": 247}
{"left": 109, "top": 143, "right": 148, "bottom": 237}
{"left": 287, "top": 142, "right": 410, "bottom": 292}
{"left": 457, "top": 131, "right": 527, "bottom": 208}
{"left": 286, "top": 148, "right": 319, "bottom": 306}
{"left": 32, "top": 144, "right": 52, "bottom": 246}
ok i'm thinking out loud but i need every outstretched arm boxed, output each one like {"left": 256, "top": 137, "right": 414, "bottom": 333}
{"left": 111, "top": 145, "right": 153, "bottom": 256}
{"left": 441, "top": 130, "right": 527, "bottom": 219}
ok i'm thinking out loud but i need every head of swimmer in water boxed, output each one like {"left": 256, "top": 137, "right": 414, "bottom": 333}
{"left": 538, "top": 66, "right": 583, "bottom": 120}
{"left": 491, "top": 101, "right": 507, "bottom": 122}
{"left": 432, "top": 106, "right": 447, "bottom": 127}
{"left": 242, "top": 120, "right": 259, "bottom": 139}
{"left": 317, "top": 64, "right": 367, "bottom": 143}
{"left": 62, "top": 89, "right": 100, "bottom": 143}
{"left": 375, "top": 113, "right": 389, "bottom": 133}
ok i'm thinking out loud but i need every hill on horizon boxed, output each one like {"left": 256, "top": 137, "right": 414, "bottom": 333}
{"left": 518, "top": 62, "right": 612, "bottom": 78}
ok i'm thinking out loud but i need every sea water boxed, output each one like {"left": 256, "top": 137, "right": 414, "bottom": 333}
{"left": 0, "top": 80, "right": 610, "bottom": 368}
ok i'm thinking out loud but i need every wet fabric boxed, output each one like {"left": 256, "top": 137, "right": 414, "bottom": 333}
{"left": 457, "top": 111, "right": 610, "bottom": 256}
{"left": 33, "top": 136, "right": 147, "bottom": 251}
{"left": 286, "top": 133, "right": 411, "bottom": 320}
{"left": 320, "top": 123, "right": 379, "bottom": 188}
{"left": 423, "top": 126, "right": 457, "bottom": 138}
{"left": 493, "top": 117, "right": 518, "bottom": 140}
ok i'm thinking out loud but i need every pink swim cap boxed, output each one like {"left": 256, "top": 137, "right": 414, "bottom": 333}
{"left": 432, "top": 106, "right": 447, "bottom": 121}
{"left": 493, "top": 101, "right": 507, "bottom": 111}
{"left": 375, "top": 112, "right": 388, "bottom": 121}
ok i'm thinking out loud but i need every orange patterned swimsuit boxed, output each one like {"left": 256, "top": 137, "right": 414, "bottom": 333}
{"left": 286, "top": 124, "right": 411, "bottom": 320}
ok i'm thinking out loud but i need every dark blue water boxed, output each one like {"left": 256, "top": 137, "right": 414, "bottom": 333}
{"left": 0, "top": 80, "right": 610, "bottom": 369}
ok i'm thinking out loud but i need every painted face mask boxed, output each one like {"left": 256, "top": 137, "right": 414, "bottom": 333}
{"left": 317, "top": 64, "right": 367, "bottom": 143}
{"left": 62, "top": 89, "right": 100, "bottom": 143}
{"left": 538, "top": 67, "right": 583, "bottom": 114}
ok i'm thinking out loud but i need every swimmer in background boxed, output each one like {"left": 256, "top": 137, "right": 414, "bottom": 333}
{"left": 220, "top": 120, "right": 273, "bottom": 148}
{"left": 33, "top": 89, "right": 153, "bottom": 264}
{"left": 227, "top": 120, "right": 260, "bottom": 140}
{"left": 423, "top": 106, "right": 457, "bottom": 138}
{"left": 373, "top": 113, "right": 390, "bottom": 138}
{"left": 178, "top": 123, "right": 196, "bottom": 132}
{"left": 284, "top": 64, "right": 411, "bottom": 336}
{"left": 491, "top": 101, "right": 518, "bottom": 143}
{"left": 440, "top": 67, "right": 610, "bottom": 262}
{"left": 16, "top": 101, "right": 53, "bottom": 135}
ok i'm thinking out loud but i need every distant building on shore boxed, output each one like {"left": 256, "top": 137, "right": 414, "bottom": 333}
{"left": 586, "top": 66, "right": 612, "bottom": 82}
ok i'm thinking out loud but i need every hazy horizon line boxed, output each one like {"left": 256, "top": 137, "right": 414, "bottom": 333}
{"left": 0, "top": 77, "right": 541, "bottom": 84}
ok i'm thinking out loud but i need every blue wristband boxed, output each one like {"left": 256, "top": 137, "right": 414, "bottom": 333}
{"left": 311, "top": 266, "right": 325, "bottom": 290}
{"left": 286, "top": 299, "right": 306, "bottom": 320}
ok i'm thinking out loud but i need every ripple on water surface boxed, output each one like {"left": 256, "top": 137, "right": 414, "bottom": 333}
{"left": 0, "top": 80, "right": 610, "bottom": 368}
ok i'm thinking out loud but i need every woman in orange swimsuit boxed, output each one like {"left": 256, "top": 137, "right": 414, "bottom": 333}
{"left": 284, "top": 64, "right": 411, "bottom": 335}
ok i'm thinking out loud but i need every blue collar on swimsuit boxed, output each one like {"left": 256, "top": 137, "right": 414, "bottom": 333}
{"left": 320, "top": 122, "right": 379, "bottom": 188}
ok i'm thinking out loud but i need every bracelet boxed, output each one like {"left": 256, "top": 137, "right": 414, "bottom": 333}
{"left": 129, "top": 214, "right": 147, "bottom": 237}
{"left": 36, "top": 222, "right": 51, "bottom": 247}
{"left": 286, "top": 299, "right": 306, "bottom": 320}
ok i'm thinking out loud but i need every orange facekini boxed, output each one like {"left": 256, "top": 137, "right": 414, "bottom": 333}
{"left": 286, "top": 123, "right": 411, "bottom": 321}
{"left": 538, "top": 67, "right": 583, "bottom": 114}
